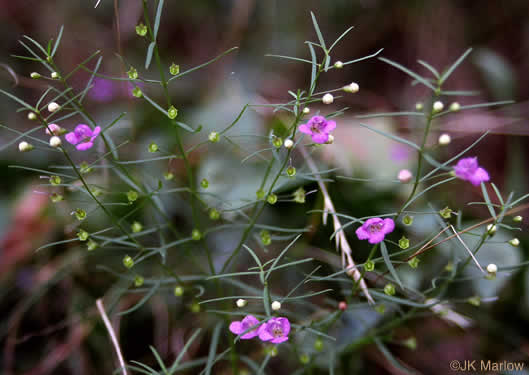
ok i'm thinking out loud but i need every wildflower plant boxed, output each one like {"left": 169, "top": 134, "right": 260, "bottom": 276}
{"left": 1, "top": 2, "right": 528, "bottom": 375}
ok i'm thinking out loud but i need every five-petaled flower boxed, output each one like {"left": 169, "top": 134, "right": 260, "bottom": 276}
{"left": 258, "top": 317, "right": 291, "bottom": 344}
{"left": 229, "top": 315, "right": 260, "bottom": 339}
{"left": 356, "top": 217, "right": 395, "bottom": 244}
{"left": 65, "top": 124, "right": 101, "bottom": 151}
{"left": 454, "top": 157, "right": 490, "bottom": 186}
{"left": 298, "top": 115, "right": 336, "bottom": 144}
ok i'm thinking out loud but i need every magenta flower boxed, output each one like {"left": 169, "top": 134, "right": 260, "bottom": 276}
{"left": 356, "top": 218, "right": 395, "bottom": 244}
{"left": 258, "top": 317, "right": 290, "bottom": 344}
{"left": 298, "top": 115, "right": 336, "bottom": 144}
{"left": 229, "top": 315, "right": 260, "bottom": 339}
{"left": 65, "top": 124, "right": 101, "bottom": 151}
{"left": 454, "top": 157, "right": 490, "bottom": 186}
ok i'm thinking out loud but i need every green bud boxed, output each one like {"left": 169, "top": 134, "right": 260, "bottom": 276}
{"left": 90, "top": 187, "right": 103, "bottom": 197}
{"left": 148, "top": 142, "right": 159, "bottom": 153}
{"left": 164, "top": 171, "right": 174, "bottom": 180}
{"left": 444, "top": 262, "right": 454, "bottom": 272}
{"left": 293, "top": 187, "right": 306, "bottom": 203}
{"left": 132, "top": 86, "right": 142, "bottom": 98}
{"left": 134, "top": 275, "right": 144, "bottom": 287}
{"left": 127, "top": 67, "right": 138, "bottom": 80}
{"left": 403, "top": 215, "right": 413, "bottom": 225}
{"left": 384, "top": 283, "right": 396, "bottom": 296}
{"left": 190, "top": 302, "right": 200, "bottom": 313}
{"left": 75, "top": 208, "right": 86, "bottom": 221}
{"left": 50, "top": 193, "right": 63, "bottom": 203}
{"left": 513, "top": 215, "right": 523, "bottom": 223}
{"left": 131, "top": 221, "right": 143, "bottom": 233}
{"left": 169, "top": 63, "right": 180, "bottom": 75}
{"left": 509, "top": 238, "right": 520, "bottom": 247}
{"left": 209, "top": 208, "right": 220, "bottom": 220}
{"left": 286, "top": 166, "right": 296, "bottom": 177}
{"left": 467, "top": 296, "right": 480, "bottom": 306}
{"left": 191, "top": 229, "right": 201, "bottom": 241}
{"left": 135, "top": 23, "right": 148, "bottom": 37}
{"left": 272, "top": 137, "right": 283, "bottom": 148}
{"left": 364, "top": 260, "right": 375, "bottom": 272}
{"left": 403, "top": 337, "right": 417, "bottom": 351}
{"left": 200, "top": 178, "right": 209, "bottom": 188}
{"left": 374, "top": 304, "right": 386, "bottom": 314}
{"left": 77, "top": 229, "right": 89, "bottom": 241}
{"left": 127, "top": 190, "right": 139, "bottom": 203}
{"left": 208, "top": 131, "right": 220, "bottom": 143}
{"left": 408, "top": 257, "right": 420, "bottom": 269}
{"left": 267, "top": 346, "right": 278, "bottom": 357}
{"left": 256, "top": 189, "right": 265, "bottom": 200}
{"left": 174, "top": 286, "right": 184, "bottom": 296}
{"left": 299, "top": 354, "right": 310, "bottom": 364}
{"left": 50, "top": 175, "right": 62, "bottom": 186}
{"left": 399, "top": 236, "right": 410, "bottom": 249}
{"left": 30, "top": 72, "right": 41, "bottom": 79}
{"left": 167, "top": 106, "right": 178, "bottom": 119}
{"left": 267, "top": 193, "right": 278, "bottom": 205}
{"left": 87, "top": 239, "right": 98, "bottom": 251}
{"left": 80, "top": 162, "right": 92, "bottom": 174}
{"left": 439, "top": 207, "right": 452, "bottom": 219}
{"left": 123, "top": 255, "right": 134, "bottom": 269}
{"left": 314, "top": 339, "right": 324, "bottom": 352}
{"left": 260, "top": 230, "right": 271, "bottom": 246}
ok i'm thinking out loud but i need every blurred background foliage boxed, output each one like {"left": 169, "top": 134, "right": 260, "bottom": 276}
{"left": 1, "top": 0, "right": 529, "bottom": 374}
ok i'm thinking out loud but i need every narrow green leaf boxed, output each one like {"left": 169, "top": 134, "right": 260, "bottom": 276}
{"left": 51, "top": 25, "right": 64, "bottom": 57}
{"left": 153, "top": 0, "right": 165, "bottom": 40}
{"left": 310, "top": 11, "right": 326, "bottom": 51}
{"left": 358, "top": 123, "right": 420, "bottom": 150}
{"left": 204, "top": 322, "right": 222, "bottom": 375}
{"left": 374, "top": 338, "right": 418, "bottom": 374}
{"left": 417, "top": 59, "right": 439, "bottom": 78}
{"left": 145, "top": 42, "right": 155, "bottom": 69}
{"left": 329, "top": 26, "right": 354, "bottom": 52}
{"left": 480, "top": 183, "right": 497, "bottom": 220}
{"left": 378, "top": 57, "right": 436, "bottom": 90}
{"left": 380, "top": 241, "right": 402, "bottom": 289}
{"left": 168, "top": 328, "right": 202, "bottom": 373}
{"left": 440, "top": 48, "right": 472, "bottom": 84}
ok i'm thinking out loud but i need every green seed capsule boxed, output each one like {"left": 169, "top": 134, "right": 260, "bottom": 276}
{"left": 167, "top": 106, "right": 178, "bottom": 119}
{"left": 170, "top": 63, "right": 180, "bottom": 75}
{"left": 77, "top": 229, "right": 89, "bottom": 241}
{"left": 267, "top": 193, "right": 278, "bottom": 205}
{"left": 50, "top": 175, "right": 62, "bottom": 186}
{"left": 123, "top": 255, "right": 134, "bottom": 269}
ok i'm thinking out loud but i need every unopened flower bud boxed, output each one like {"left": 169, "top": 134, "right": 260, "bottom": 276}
{"left": 334, "top": 61, "right": 344, "bottom": 69}
{"left": 433, "top": 101, "right": 444, "bottom": 113}
{"left": 191, "top": 229, "right": 201, "bottom": 241}
{"left": 486, "top": 224, "right": 497, "bottom": 235}
{"left": 314, "top": 339, "right": 324, "bottom": 351}
{"left": 131, "top": 221, "right": 143, "bottom": 233}
{"left": 48, "top": 102, "right": 60, "bottom": 113}
{"left": 30, "top": 72, "right": 41, "bottom": 79}
{"left": 398, "top": 169, "right": 412, "bottom": 183}
{"left": 51, "top": 72, "right": 59, "bottom": 79}
{"left": 27, "top": 112, "right": 37, "bottom": 121}
{"left": 302, "top": 107, "right": 310, "bottom": 114}
{"left": 271, "top": 301, "right": 281, "bottom": 311}
{"left": 415, "top": 102, "right": 423, "bottom": 111}
{"left": 343, "top": 82, "right": 359, "bottom": 93}
{"left": 486, "top": 263, "right": 498, "bottom": 274}
{"left": 18, "top": 141, "right": 33, "bottom": 152}
{"left": 284, "top": 139, "right": 294, "bottom": 149}
{"left": 449, "top": 102, "right": 461, "bottom": 112}
{"left": 438, "top": 133, "right": 451, "bottom": 145}
{"left": 513, "top": 215, "right": 523, "bottom": 223}
{"left": 338, "top": 301, "right": 347, "bottom": 311}
{"left": 208, "top": 131, "right": 220, "bottom": 143}
{"left": 173, "top": 286, "right": 184, "bottom": 296}
{"left": 509, "top": 238, "right": 520, "bottom": 247}
{"left": 49, "top": 136, "right": 61, "bottom": 148}
{"left": 236, "top": 298, "right": 247, "bottom": 308}
{"left": 322, "top": 93, "right": 334, "bottom": 104}
{"left": 325, "top": 134, "right": 334, "bottom": 144}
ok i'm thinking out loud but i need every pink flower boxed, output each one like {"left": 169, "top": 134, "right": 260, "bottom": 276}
{"left": 258, "top": 317, "right": 290, "bottom": 344}
{"left": 298, "top": 115, "right": 336, "bottom": 144}
{"left": 454, "top": 157, "right": 490, "bottom": 186}
{"left": 65, "top": 124, "right": 101, "bottom": 151}
{"left": 229, "top": 315, "right": 260, "bottom": 339}
{"left": 45, "top": 123, "right": 61, "bottom": 136}
{"left": 356, "top": 217, "right": 395, "bottom": 244}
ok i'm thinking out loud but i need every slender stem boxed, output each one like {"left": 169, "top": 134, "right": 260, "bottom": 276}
{"left": 96, "top": 298, "right": 128, "bottom": 375}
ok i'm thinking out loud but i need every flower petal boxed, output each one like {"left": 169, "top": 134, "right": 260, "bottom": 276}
{"left": 258, "top": 323, "right": 273, "bottom": 342}
{"left": 311, "top": 133, "right": 329, "bottom": 144}
{"left": 469, "top": 167, "right": 490, "bottom": 186}
{"left": 382, "top": 218, "right": 395, "bottom": 234}
{"left": 298, "top": 124, "right": 312, "bottom": 135}
{"left": 355, "top": 226, "right": 370, "bottom": 240}
{"left": 65, "top": 132, "right": 80, "bottom": 145}
{"left": 229, "top": 321, "right": 243, "bottom": 335}
{"left": 367, "top": 232, "right": 385, "bottom": 244}
{"left": 76, "top": 142, "right": 94, "bottom": 151}
{"left": 277, "top": 317, "right": 290, "bottom": 336}
{"left": 91, "top": 126, "right": 101, "bottom": 140}
{"left": 322, "top": 120, "right": 336, "bottom": 132}
{"left": 270, "top": 336, "right": 289, "bottom": 344}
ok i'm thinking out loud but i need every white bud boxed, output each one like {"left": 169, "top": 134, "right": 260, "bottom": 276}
{"left": 433, "top": 101, "right": 444, "bottom": 113}
{"left": 284, "top": 139, "right": 294, "bottom": 149}
{"left": 333, "top": 61, "right": 343, "bottom": 69}
{"left": 18, "top": 141, "right": 33, "bottom": 152}
{"left": 236, "top": 299, "right": 247, "bottom": 308}
{"left": 398, "top": 169, "right": 413, "bottom": 183}
{"left": 27, "top": 112, "right": 37, "bottom": 121}
{"left": 325, "top": 134, "right": 334, "bottom": 144}
{"left": 30, "top": 72, "right": 41, "bottom": 79}
{"left": 51, "top": 72, "right": 59, "bottom": 79}
{"left": 513, "top": 215, "right": 523, "bottom": 222}
{"left": 509, "top": 238, "right": 520, "bottom": 247}
{"left": 486, "top": 263, "right": 497, "bottom": 274}
{"left": 486, "top": 224, "right": 497, "bottom": 234}
{"left": 322, "top": 93, "right": 334, "bottom": 104}
{"left": 438, "top": 133, "right": 451, "bottom": 146}
{"left": 343, "top": 82, "right": 359, "bottom": 93}
{"left": 271, "top": 301, "right": 281, "bottom": 311}
{"left": 449, "top": 102, "right": 461, "bottom": 112}
{"left": 415, "top": 102, "right": 424, "bottom": 111}
{"left": 49, "top": 136, "right": 62, "bottom": 148}
{"left": 48, "top": 102, "right": 60, "bottom": 113}
{"left": 302, "top": 107, "right": 310, "bottom": 114}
